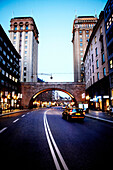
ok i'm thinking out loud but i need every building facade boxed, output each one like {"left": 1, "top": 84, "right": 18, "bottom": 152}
{"left": 9, "top": 17, "right": 39, "bottom": 82}
{"left": 72, "top": 16, "right": 97, "bottom": 82}
{"left": 84, "top": 11, "right": 109, "bottom": 111}
{"left": 104, "top": 0, "right": 113, "bottom": 106}
{"left": 0, "top": 25, "right": 21, "bottom": 112}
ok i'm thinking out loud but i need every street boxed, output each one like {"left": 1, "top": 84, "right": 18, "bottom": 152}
{"left": 0, "top": 107, "right": 113, "bottom": 170}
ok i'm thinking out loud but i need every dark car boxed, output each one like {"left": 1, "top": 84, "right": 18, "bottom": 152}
{"left": 62, "top": 107, "right": 85, "bottom": 121}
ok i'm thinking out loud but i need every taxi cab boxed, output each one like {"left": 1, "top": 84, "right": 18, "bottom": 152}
{"left": 62, "top": 106, "right": 85, "bottom": 121}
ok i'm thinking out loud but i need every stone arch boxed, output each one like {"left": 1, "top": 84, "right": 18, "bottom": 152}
{"left": 21, "top": 82, "right": 85, "bottom": 108}
{"left": 29, "top": 88, "right": 78, "bottom": 108}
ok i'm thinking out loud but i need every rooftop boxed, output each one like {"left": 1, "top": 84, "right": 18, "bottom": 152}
{"left": 78, "top": 16, "right": 95, "bottom": 18}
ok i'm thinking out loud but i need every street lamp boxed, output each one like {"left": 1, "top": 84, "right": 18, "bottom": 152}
{"left": 38, "top": 73, "right": 53, "bottom": 80}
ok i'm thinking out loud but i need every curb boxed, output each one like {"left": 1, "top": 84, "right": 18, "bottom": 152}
{"left": 85, "top": 114, "right": 113, "bottom": 124}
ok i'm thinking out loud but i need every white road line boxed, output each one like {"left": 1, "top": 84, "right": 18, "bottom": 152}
{"left": 13, "top": 118, "right": 19, "bottom": 123}
{"left": 44, "top": 110, "right": 69, "bottom": 170}
{"left": 0, "top": 127, "right": 7, "bottom": 134}
{"left": 85, "top": 114, "right": 113, "bottom": 124}
{"left": 27, "top": 112, "right": 30, "bottom": 115}
{"left": 21, "top": 114, "right": 25, "bottom": 117}
{"left": 44, "top": 114, "right": 61, "bottom": 170}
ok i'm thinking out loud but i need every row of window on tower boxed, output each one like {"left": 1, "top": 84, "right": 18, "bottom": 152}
{"left": 14, "top": 22, "right": 29, "bottom": 31}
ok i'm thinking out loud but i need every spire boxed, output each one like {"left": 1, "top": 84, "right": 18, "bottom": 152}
{"left": 95, "top": 9, "right": 97, "bottom": 18}
{"left": 75, "top": 9, "right": 77, "bottom": 19}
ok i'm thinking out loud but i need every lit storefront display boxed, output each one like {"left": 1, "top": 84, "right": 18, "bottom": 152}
{"left": 0, "top": 91, "right": 22, "bottom": 111}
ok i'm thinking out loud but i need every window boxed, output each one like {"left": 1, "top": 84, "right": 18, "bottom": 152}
{"left": 24, "top": 78, "right": 26, "bottom": 82}
{"left": 103, "top": 67, "right": 106, "bottom": 76}
{"left": 86, "top": 30, "right": 89, "bottom": 33}
{"left": 0, "top": 46, "right": 2, "bottom": 51}
{"left": 24, "top": 56, "right": 27, "bottom": 60}
{"left": 26, "top": 25, "right": 28, "bottom": 30}
{"left": 24, "top": 72, "right": 26, "bottom": 76}
{"left": 2, "top": 70, "right": 5, "bottom": 75}
{"left": 4, "top": 42, "right": 7, "bottom": 47}
{"left": 80, "top": 43, "right": 83, "bottom": 46}
{"left": 1, "top": 80, "right": 4, "bottom": 85}
{"left": 6, "top": 72, "right": 8, "bottom": 77}
{"left": 80, "top": 38, "right": 82, "bottom": 42}
{"left": 92, "top": 65, "right": 94, "bottom": 73}
{"left": 25, "top": 36, "right": 28, "bottom": 39}
{"left": 95, "top": 47, "right": 98, "bottom": 56}
{"left": 14, "top": 26, "right": 17, "bottom": 31}
{"left": 7, "top": 55, "right": 9, "bottom": 60}
{"left": 79, "top": 30, "right": 82, "bottom": 34}
{"left": 92, "top": 54, "right": 93, "bottom": 62}
{"left": 102, "top": 53, "right": 105, "bottom": 64}
{"left": 97, "top": 72, "right": 99, "bottom": 81}
{"left": 14, "top": 36, "right": 16, "bottom": 40}
{"left": 25, "top": 22, "right": 29, "bottom": 30}
{"left": 24, "top": 61, "right": 27, "bottom": 65}
{"left": 80, "top": 48, "right": 83, "bottom": 51}
{"left": 96, "top": 60, "right": 99, "bottom": 69}
{"left": 93, "top": 76, "right": 95, "bottom": 83}
{"left": 19, "top": 22, "right": 23, "bottom": 30}
{"left": 91, "top": 44, "right": 93, "bottom": 50}
{"left": 86, "top": 34, "right": 89, "bottom": 37}
{"left": 80, "top": 52, "right": 83, "bottom": 56}
{"left": 110, "top": 59, "right": 113, "bottom": 69}
{"left": 100, "top": 26, "right": 102, "bottom": 34}
{"left": 25, "top": 51, "right": 27, "bottom": 54}
{"left": 95, "top": 36, "right": 97, "bottom": 43}
{"left": 25, "top": 41, "right": 27, "bottom": 44}
{"left": 3, "top": 51, "right": 6, "bottom": 56}
{"left": 20, "top": 32, "right": 22, "bottom": 37}
{"left": 24, "top": 67, "right": 27, "bottom": 71}
{"left": 3, "top": 60, "right": 5, "bottom": 65}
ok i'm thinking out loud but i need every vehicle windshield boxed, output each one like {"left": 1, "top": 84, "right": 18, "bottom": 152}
{"left": 65, "top": 107, "right": 83, "bottom": 113}
{"left": 72, "top": 108, "right": 83, "bottom": 113}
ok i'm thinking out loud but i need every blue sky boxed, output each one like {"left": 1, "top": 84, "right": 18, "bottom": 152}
{"left": 0, "top": 0, "right": 107, "bottom": 82}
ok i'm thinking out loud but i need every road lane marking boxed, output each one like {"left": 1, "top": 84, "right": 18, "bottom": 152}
{"left": 27, "top": 112, "right": 30, "bottom": 115}
{"left": 44, "top": 113, "right": 61, "bottom": 170}
{"left": 13, "top": 118, "right": 19, "bottom": 123}
{"left": 21, "top": 114, "right": 25, "bottom": 117}
{"left": 44, "top": 110, "right": 69, "bottom": 170}
{"left": 0, "top": 127, "right": 7, "bottom": 134}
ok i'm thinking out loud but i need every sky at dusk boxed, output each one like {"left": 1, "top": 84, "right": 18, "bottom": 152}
{"left": 0, "top": 0, "right": 107, "bottom": 82}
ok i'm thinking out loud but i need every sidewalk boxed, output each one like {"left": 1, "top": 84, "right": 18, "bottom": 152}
{"left": 0, "top": 109, "right": 28, "bottom": 117}
{"left": 85, "top": 109, "right": 113, "bottom": 123}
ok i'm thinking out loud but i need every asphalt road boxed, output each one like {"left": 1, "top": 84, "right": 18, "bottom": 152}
{"left": 0, "top": 107, "right": 113, "bottom": 170}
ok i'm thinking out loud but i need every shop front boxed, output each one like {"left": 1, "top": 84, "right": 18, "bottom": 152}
{"left": 85, "top": 76, "right": 110, "bottom": 112}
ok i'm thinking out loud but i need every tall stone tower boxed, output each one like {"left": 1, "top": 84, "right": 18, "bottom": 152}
{"left": 9, "top": 17, "right": 39, "bottom": 82}
{"left": 72, "top": 16, "right": 97, "bottom": 82}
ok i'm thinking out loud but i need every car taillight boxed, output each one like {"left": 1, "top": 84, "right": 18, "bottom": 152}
{"left": 69, "top": 109, "right": 72, "bottom": 115}
{"left": 83, "top": 111, "right": 85, "bottom": 115}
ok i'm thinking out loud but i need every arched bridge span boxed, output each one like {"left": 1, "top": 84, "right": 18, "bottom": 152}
{"left": 21, "top": 82, "right": 85, "bottom": 108}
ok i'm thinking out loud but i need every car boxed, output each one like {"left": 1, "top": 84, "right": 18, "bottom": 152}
{"left": 62, "top": 105, "right": 66, "bottom": 109}
{"left": 62, "top": 106, "right": 85, "bottom": 121}
{"left": 46, "top": 105, "right": 51, "bottom": 108}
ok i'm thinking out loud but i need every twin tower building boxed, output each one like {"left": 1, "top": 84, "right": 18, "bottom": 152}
{"left": 9, "top": 16, "right": 97, "bottom": 83}
{"left": 9, "top": 17, "right": 39, "bottom": 83}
